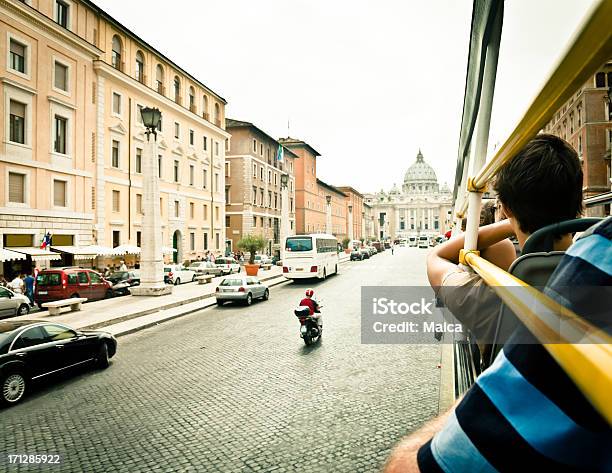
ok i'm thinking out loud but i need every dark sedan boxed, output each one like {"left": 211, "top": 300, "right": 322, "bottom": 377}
{"left": 350, "top": 249, "right": 363, "bottom": 261}
{"left": 0, "top": 320, "right": 117, "bottom": 406}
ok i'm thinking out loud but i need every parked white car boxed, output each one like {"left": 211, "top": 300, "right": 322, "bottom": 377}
{"left": 187, "top": 261, "right": 223, "bottom": 277}
{"left": 214, "top": 257, "right": 241, "bottom": 275}
{"left": 163, "top": 265, "right": 197, "bottom": 285}
{"left": 0, "top": 286, "right": 30, "bottom": 317}
{"left": 253, "top": 255, "right": 273, "bottom": 267}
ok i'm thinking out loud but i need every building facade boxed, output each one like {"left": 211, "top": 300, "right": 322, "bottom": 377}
{"left": 364, "top": 150, "right": 452, "bottom": 241}
{"left": 225, "top": 119, "right": 296, "bottom": 256}
{"left": 316, "top": 179, "right": 347, "bottom": 240}
{"left": 278, "top": 137, "right": 325, "bottom": 235}
{"left": 0, "top": 0, "right": 228, "bottom": 276}
{"left": 542, "top": 60, "right": 612, "bottom": 216}
{"left": 336, "top": 186, "right": 364, "bottom": 241}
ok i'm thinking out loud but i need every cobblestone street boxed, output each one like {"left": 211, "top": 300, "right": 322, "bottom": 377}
{"left": 1, "top": 248, "right": 442, "bottom": 473}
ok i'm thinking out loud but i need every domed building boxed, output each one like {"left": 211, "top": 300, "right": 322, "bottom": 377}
{"left": 364, "top": 150, "right": 452, "bottom": 240}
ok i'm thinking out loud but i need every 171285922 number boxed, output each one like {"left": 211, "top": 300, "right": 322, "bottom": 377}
{"left": 7, "top": 454, "right": 61, "bottom": 464}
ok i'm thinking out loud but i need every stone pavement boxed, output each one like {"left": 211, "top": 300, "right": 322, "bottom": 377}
{"left": 1, "top": 247, "right": 441, "bottom": 473}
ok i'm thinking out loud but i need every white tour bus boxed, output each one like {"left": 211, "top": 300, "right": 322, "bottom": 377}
{"left": 283, "top": 234, "right": 340, "bottom": 280}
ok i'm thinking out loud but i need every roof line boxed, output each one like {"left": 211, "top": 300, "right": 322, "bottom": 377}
{"left": 81, "top": 0, "right": 227, "bottom": 104}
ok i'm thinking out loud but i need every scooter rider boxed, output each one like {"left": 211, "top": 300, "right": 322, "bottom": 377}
{"left": 299, "top": 289, "right": 322, "bottom": 329}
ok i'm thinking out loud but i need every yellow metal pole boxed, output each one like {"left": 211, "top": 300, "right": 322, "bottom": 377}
{"left": 464, "top": 252, "right": 612, "bottom": 425}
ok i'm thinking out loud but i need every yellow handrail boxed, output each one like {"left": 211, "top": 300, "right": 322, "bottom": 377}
{"left": 456, "top": 0, "right": 612, "bottom": 215}
{"left": 464, "top": 252, "right": 612, "bottom": 425}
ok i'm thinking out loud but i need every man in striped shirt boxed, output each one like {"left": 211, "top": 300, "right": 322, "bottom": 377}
{"left": 384, "top": 217, "right": 612, "bottom": 472}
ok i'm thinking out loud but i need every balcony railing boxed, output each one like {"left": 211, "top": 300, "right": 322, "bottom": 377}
{"left": 202, "top": 112, "right": 210, "bottom": 121}
{"left": 189, "top": 104, "right": 197, "bottom": 113}
{"left": 215, "top": 119, "right": 221, "bottom": 127}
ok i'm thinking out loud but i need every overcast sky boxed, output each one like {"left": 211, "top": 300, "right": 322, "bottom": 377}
{"left": 95, "top": 0, "right": 595, "bottom": 193}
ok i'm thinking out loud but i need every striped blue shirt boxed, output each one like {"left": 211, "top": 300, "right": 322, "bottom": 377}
{"left": 418, "top": 217, "right": 612, "bottom": 472}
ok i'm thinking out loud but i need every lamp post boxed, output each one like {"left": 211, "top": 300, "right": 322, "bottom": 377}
{"left": 325, "top": 195, "right": 332, "bottom": 235}
{"left": 347, "top": 204, "right": 354, "bottom": 241}
{"left": 131, "top": 106, "right": 172, "bottom": 296}
{"left": 280, "top": 173, "right": 290, "bottom": 260}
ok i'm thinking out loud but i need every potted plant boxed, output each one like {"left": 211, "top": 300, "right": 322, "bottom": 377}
{"left": 342, "top": 237, "right": 351, "bottom": 254}
{"left": 237, "top": 234, "right": 267, "bottom": 276}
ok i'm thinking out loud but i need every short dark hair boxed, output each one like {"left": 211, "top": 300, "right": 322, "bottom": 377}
{"left": 494, "top": 134, "right": 583, "bottom": 234}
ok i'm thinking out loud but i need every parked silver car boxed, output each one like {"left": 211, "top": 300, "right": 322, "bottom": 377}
{"left": 0, "top": 286, "right": 30, "bottom": 317}
{"left": 215, "top": 276, "right": 269, "bottom": 306}
{"left": 188, "top": 261, "right": 223, "bottom": 276}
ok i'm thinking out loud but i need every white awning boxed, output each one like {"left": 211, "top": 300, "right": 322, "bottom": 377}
{"left": 113, "top": 244, "right": 141, "bottom": 255}
{"left": 51, "top": 246, "right": 99, "bottom": 260}
{"left": 0, "top": 248, "right": 27, "bottom": 263}
{"left": 75, "top": 245, "right": 126, "bottom": 257}
{"left": 7, "top": 247, "right": 62, "bottom": 261}
{"left": 162, "top": 246, "right": 177, "bottom": 255}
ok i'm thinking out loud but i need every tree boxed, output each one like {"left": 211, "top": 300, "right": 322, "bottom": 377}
{"left": 341, "top": 237, "right": 351, "bottom": 249}
{"left": 237, "top": 234, "right": 267, "bottom": 265}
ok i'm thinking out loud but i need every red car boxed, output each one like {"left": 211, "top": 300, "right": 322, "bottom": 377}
{"left": 34, "top": 268, "right": 112, "bottom": 309}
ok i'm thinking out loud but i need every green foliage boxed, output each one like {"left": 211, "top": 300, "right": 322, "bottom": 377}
{"left": 341, "top": 237, "right": 351, "bottom": 249}
{"left": 237, "top": 234, "right": 267, "bottom": 264}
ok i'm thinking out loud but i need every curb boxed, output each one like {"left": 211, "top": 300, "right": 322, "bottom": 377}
{"left": 81, "top": 270, "right": 285, "bottom": 331}
{"left": 100, "top": 258, "right": 351, "bottom": 338}
{"left": 108, "top": 276, "right": 291, "bottom": 337}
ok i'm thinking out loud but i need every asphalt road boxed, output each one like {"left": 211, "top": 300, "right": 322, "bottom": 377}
{"left": 1, "top": 247, "right": 442, "bottom": 473}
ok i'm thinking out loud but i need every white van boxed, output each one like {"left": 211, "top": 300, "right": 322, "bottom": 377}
{"left": 418, "top": 236, "right": 429, "bottom": 248}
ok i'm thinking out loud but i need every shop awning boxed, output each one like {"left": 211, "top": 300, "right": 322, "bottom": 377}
{"left": 82, "top": 245, "right": 127, "bottom": 257}
{"left": 162, "top": 246, "right": 177, "bottom": 255}
{"left": 51, "top": 246, "right": 99, "bottom": 260}
{"left": 113, "top": 244, "right": 141, "bottom": 255}
{"left": 6, "top": 247, "right": 62, "bottom": 261}
{"left": 0, "top": 248, "right": 27, "bottom": 263}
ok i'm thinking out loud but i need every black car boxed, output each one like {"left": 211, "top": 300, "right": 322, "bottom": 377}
{"left": 0, "top": 320, "right": 117, "bottom": 406}
{"left": 350, "top": 249, "right": 363, "bottom": 261}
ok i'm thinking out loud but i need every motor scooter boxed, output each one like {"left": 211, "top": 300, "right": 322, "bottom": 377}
{"left": 294, "top": 305, "right": 322, "bottom": 345}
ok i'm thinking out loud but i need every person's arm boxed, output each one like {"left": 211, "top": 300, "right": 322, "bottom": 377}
{"left": 383, "top": 405, "right": 457, "bottom": 473}
{"left": 427, "top": 220, "right": 515, "bottom": 289}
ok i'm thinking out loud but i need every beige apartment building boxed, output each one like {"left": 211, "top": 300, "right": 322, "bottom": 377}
{"left": 542, "top": 60, "right": 612, "bottom": 216}
{"left": 316, "top": 179, "right": 347, "bottom": 240}
{"left": 225, "top": 119, "right": 296, "bottom": 256}
{"left": 0, "top": 0, "right": 228, "bottom": 277}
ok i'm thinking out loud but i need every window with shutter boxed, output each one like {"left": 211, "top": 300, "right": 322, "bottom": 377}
{"left": 8, "top": 172, "right": 25, "bottom": 203}
{"left": 9, "top": 39, "right": 26, "bottom": 73}
{"left": 54, "top": 62, "right": 68, "bottom": 91}
{"left": 112, "top": 190, "right": 120, "bottom": 212}
{"left": 53, "top": 180, "right": 66, "bottom": 207}
{"left": 9, "top": 100, "right": 26, "bottom": 144}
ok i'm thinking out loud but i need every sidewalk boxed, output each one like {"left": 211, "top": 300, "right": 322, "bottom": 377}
{"left": 14, "top": 266, "right": 286, "bottom": 335}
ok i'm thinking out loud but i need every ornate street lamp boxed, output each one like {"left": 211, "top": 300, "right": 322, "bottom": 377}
{"left": 130, "top": 106, "right": 171, "bottom": 297}
{"left": 140, "top": 106, "right": 162, "bottom": 139}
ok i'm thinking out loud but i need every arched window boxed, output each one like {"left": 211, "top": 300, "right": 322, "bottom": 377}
{"left": 202, "top": 95, "right": 209, "bottom": 119}
{"left": 188, "top": 86, "right": 195, "bottom": 112}
{"left": 111, "top": 35, "right": 122, "bottom": 70}
{"left": 173, "top": 76, "right": 181, "bottom": 104}
{"left": 135, "top": 51, "right": 144, "bottom": 83}
{"left": 214, "top": 103, "right": 220, "bottom": 126}
{"left": 155, "top": 64, "right": 164, "bottom": 94}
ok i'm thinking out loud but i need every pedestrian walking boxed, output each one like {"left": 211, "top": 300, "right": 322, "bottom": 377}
{"left": 24, "top": 273, "right": 35, "bottom": 307}
{"left": 391, "top": 245, "right": 395, "bottom": 255}
{"left": 10, "top": 274, "right": 24, "bottom": 294}
{"left": 119, "top": 260, "right": 128, "bottom": 271}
